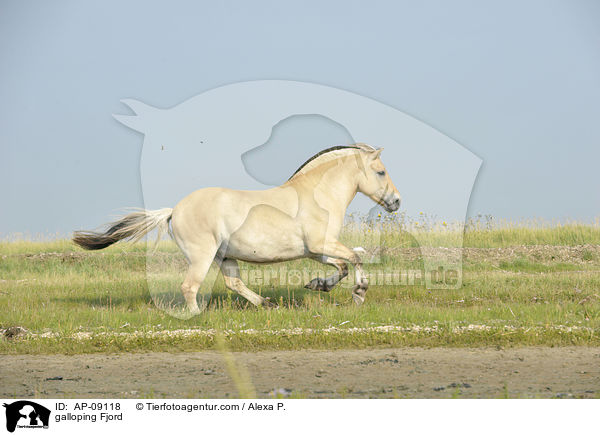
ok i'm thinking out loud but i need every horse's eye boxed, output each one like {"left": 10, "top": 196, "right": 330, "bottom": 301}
{"left": 377, "top": 170, "right": 385, "bottom": 176}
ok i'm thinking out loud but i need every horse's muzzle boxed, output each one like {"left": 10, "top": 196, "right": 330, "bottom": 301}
{"left": 383, "top": 195, "right": 401, "bottom": 212}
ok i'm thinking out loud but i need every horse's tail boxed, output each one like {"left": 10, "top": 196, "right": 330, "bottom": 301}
{"left": 73, "top": 208, "right": 173, "bottom": 250}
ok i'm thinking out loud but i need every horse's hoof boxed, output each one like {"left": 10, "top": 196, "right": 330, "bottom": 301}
{"left": 187, "top": 306, "right": 202, "bottom": 315}
{"left": 304, "top": 277, "right": 330, "bottom": 292}
{"left": 351, "top": 283, "right": 367, "bottom": 306}
{"left": 261, "top": 297, "right": 278, "bottom": 309}
{"left": 352, "top": 293, "right": 365, "bottom": 305}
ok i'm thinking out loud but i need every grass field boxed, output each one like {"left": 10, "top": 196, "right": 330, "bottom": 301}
{"left": 1, "top": 220, "right": 600, "bottom": 354}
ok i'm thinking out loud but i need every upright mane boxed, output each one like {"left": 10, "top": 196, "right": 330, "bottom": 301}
{"left": 288, "top": 143, "right": 375, "bottom": 180}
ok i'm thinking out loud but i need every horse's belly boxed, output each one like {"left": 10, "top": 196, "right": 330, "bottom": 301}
{"left": 225, "top": 231, "right": 306, "bottom": 263}
{"left": 225, "top": 241, "right": 305, "bottom": 263}
{"left": 224, "top": 207, "right": 306, "bottom": 263}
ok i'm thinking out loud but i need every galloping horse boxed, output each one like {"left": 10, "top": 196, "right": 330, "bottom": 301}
{"left": 73, "top": 143, "right": 401, "bottom": 312}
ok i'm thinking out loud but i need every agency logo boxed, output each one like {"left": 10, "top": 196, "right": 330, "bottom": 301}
{"left": 3, "top": 401, "right": 50, "bottom": 433}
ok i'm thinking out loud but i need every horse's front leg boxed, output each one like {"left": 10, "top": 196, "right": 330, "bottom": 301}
{"left": 304, "top": 256, "right": 348, "bottom": 292}
{"left": 307, "top": 239, "right": 368, "bottom": 305}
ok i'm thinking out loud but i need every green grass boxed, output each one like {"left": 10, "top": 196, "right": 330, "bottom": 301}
{"left": 1, "top": 222, "right": 600, "bottom": 354}
{"left": 343, "top": 214, "right": 600, "bottom": 248}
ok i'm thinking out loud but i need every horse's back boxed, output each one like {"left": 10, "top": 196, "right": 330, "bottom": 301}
{"left": 171, "top": 185, "right": 297, "bottom": 234}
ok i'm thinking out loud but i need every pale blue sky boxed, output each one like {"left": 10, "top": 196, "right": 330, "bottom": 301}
{"left": 1, "top": 0, "right": 599, "bottom": 236}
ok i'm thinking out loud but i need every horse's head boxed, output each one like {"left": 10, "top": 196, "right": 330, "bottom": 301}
{"left": 356, "top": 146, "right": 401, "bottom": 212}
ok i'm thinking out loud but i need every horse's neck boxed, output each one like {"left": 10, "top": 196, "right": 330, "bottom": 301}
{"left": 285, "top": 154, "right": 361, "bottom": 219}
{"left": 308, "top": 164, "right": 359, "bottom": 214}
{"left": 328, "top": 172, "right": 358, "bottom": 212}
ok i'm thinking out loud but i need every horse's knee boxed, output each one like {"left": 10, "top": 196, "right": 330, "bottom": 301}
{"left": 222, "top": 275, "right": 241, "bottom": 292}
{"left": 349, "top": 253, "right": 362, "bottom": 265}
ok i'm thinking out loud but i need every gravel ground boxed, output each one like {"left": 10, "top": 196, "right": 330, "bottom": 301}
{"left": 2, "top": 347, "right": 599, "bottom": 399}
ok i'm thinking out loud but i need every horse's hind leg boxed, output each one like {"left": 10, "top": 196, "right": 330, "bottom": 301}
{"left": 181, "top": 262, "right": 211, "bottom": 313}
{"left": 220, "top": 258, "right": 273, "bottom": 307}
{"left": 304, "top": 257, "right": 348, "bottom": 292}
{"left": 179, "top": 238, "right": 219, "bottom": 313}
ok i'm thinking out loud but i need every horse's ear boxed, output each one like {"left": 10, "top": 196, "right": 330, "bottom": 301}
{"left": 370, "top": 148, "right": 383, "bottom": 160}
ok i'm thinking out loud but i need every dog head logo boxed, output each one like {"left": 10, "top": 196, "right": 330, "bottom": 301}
{"left": 3, "top": 401, "right": 50, "bottom": 432}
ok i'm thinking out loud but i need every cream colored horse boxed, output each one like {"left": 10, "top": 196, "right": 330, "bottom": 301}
{"left": 73, "top": 143, "right": 401, "bottom": 311}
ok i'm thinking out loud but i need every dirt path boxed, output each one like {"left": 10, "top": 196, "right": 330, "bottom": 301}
{"left": 2, "top": 347, "right": 599, "bottom": 398}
